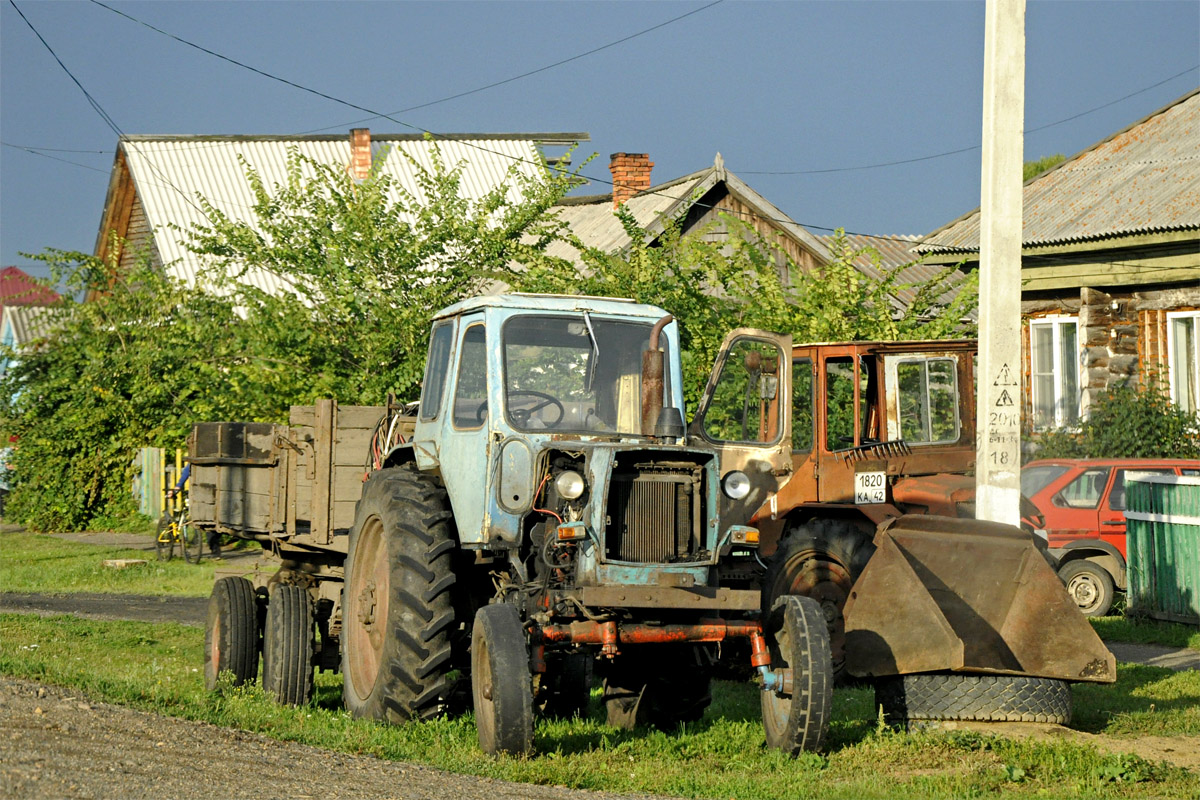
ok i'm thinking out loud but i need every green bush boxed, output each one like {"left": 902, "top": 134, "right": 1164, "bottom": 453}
{"left": 1035, "top": 381, "right": 1200, "bottom": 459}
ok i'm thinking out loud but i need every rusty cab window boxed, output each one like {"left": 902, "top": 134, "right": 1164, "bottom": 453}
{"left": 702, "top": 338, "right": 784, "bottom": 444}
{"left": 419, "top": 320, "right": 455, "bottom": 421}
{"left": 895, "top": 358, "right": 960, "bottom": 444}
{"left": 825, "top": 357, "right": 869, "bottom": 450}
{"left": 1053, "top": 467, "right": 1110, "bottom": 509}
{"left": 452, "top": 324, "right": 488, "bottom": 428}
{"left": 792, "top": 358, "right": 814, "bottom": 451}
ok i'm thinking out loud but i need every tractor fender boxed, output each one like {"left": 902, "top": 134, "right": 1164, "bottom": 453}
{"left": 1049, "top": 541, "right": 1126, "bottom": 591}
{"left": 381, "top": 443, "right": 418, "bottom": 470}
{"left": 793, "top": 501, "right": 901, "bottom": 528}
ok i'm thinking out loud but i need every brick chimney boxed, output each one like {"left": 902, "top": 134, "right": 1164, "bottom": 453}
{"left": 609, "top": 153, "right": 653, "bottom": 209}
{"left": 349, "top": 128, "right": 372, "bottom": 181}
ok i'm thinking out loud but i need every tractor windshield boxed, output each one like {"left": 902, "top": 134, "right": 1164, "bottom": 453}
{"left": 501, "top": 314, "right": 669, "bottom": 435}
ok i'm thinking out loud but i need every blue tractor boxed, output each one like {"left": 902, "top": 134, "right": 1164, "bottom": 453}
{"left": 340, "top": 293, "right": 830, "bottom": 755}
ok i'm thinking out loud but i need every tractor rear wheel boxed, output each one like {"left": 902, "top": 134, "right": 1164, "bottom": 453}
{"left": 762, "top": 518, "right": 872, "bottom": 678}
{"left": 876, "top": 673, "right": 1072, "bottom": 725}
{"left": 472, "top": 603, "right": 533, "bottom": 756}
{"left": 537, "top": 651, "right": 593, "bottom": 720}
{"left": 761, "top": 595, "right": 833, "bottom": 755}
{"left": 262, "top": 584, "right": 315, "bottom": 706}
{"left": 601, "top": 646, "right": 712, "bottom": 730}
{"left": 204, "top": 576, "right": 259, "bottom": 690}
{"left": 342, "top": 466, "right": 458, "bottom": 723}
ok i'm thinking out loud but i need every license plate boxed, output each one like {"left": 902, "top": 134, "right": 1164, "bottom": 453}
{"left": 855, "top": 471, "right": 886, "bottom": 504}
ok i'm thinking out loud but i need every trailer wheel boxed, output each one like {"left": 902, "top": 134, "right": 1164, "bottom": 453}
{"left": 472, "top": 604, "right": 533, "bottom": 756}
{"left": 181, "top": 520, "right": 203, "bottom": 564}
{"left": 538, "top": 652, "right": 593, "bottom": 720}
{"left": 762, "top": 518, "right": 871, "bottom": 678}
{"left": 262, "top": 584, "right": 315, "bottom": 706}
{"left": 1058, "top": 560, "right": 1115, "bottom": 617}
{"left": 204, "top": 577, "right": 259, "bottom": 691}
{"left": 876, "top": 673, "right": 1072, "bottom": 725}
{"left": 761, "top": 595, "right": 833, "bottom": 755}
{"left": 155, "top": 513, "right": 175, "bottom": 562}
{"left": 342, "top": 466, "right": 457, "bottom": 722}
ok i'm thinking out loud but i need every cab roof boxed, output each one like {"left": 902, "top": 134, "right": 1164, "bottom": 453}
{"left": 434, "top": 293, "right": 672, "bottom": 322}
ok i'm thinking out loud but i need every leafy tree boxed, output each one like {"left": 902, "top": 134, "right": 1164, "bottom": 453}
{"left": 517, "top": 210, "right": 976, "bottom": 410}
{"left": 179, "top": 142, "right": 578, "bottom": 404}
{"left": 1034, "top": 380, "right": 1200, "bottom": 459}
{"left": 1024, "top": 153, "right": 1067, "bottom": 182}
{"left": 0, "top": 245, "right": 255, "bottom": 531}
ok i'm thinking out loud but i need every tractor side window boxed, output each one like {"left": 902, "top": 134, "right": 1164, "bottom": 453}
{"left": 825, "top": 357, "right": 867, "bottom": 450}
{"left": 452, "top": 325, "right": 488, "bottom": 428}
{"left": 702, "top": 338, "right": 784, "bottom": 444}
{"left": 1053, "top": 468, "right": 1110, "bottom": 509}
{"left": 419, "top": 320, "right": 454, "bottom": 420}
{"left": 792, "top": 358, "right": 813, "bottom": 451}
{"left": 895, "top": 358, "right": 960, "bottom": 444}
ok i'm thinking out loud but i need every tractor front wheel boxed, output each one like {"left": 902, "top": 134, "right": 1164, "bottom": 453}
{"left": 472, "top": 604, "right": 533, "bottom": 756}
{"left": 761, "top": 595, "right": 833, "bottom": 755}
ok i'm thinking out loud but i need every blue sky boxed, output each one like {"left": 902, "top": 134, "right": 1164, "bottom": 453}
{"left": 2, "top": 0, "right": 1197, "bottom": 274}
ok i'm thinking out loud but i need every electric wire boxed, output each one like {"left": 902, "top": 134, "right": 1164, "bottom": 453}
{"left": 13, "top": 0, "right": 1197, "bottom": 276}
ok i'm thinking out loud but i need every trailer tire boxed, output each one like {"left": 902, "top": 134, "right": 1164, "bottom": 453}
{"left": 204, "top": 577, "right": 259, "bottom": 691}
{"left": 1058, "top": 560, "right": 1115, "bottom": 618}
{"left": 342, "top": 466, "right": 457, "bottom": 723}
{"left": 875, "top": 673, "right": 1072, "bottom": 725}
{"left": 762, "top": 517, "right": 873, "bottom": 678}
{"left": 472, "top": 603, "right": 533, "bottom": 756}
{"left": 262, "top": 584, "right": 315, "bottom": 706}
{"left": 761, "top": 595, "right": 833, "bottom": 755}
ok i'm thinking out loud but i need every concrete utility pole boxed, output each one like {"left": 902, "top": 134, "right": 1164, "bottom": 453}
{"left": 976, "top": 0, "right": 1026, "bottom": 526}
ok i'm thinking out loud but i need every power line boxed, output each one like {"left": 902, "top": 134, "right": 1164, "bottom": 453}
{"left": 742, "top": 64, "right": 1199, "bottom": 176}
{"left": 0, "top": 142, "right": 109, "bottom": 155}
{"left": 0, "top": 142, "right": 111, "bottom": 174}
{"left": 305, "top": 0, "right": 726, "bottom": 133}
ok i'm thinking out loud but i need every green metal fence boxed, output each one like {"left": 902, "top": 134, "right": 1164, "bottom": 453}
{"left": 1126, "top": 474, "right": 1200, "bottom": 625}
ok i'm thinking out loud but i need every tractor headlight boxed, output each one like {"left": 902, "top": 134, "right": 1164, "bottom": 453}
{"left": 722, "top": 470, "right": 751, "bottom": 500}
{"left": 555, "top": 470, "right": 586, "bottom": 500}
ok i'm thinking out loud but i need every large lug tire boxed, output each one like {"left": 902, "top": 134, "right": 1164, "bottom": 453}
{"left": 262, "top": 584, "right": 315, "bottom": 706}
{"left": 181, "top": 520, "right": 203, "bottom": 564}
{"left": 341, "top": 466, "right": 458, "bottom": 722}
{"left": 204, "top": 576, "right": 259, "bottom": 690}
{"left": 601, "top": 646, "right": 712, "bottom": 730}
{"left": 1058, "top": 559, "right": 1115, "bottom": 618}
{"left": 471, "top": 604, "right": 534, "bottom": 756}
{"left": 155, "top": 514, "right": 174, "bottom": 562}
{"left": 762, "top": 518, "right": 873, "bottom": 678}
{"left": 761, "top": 595, "right": 833, "bottom": 755}
{"left": 876, "top": 673, "right": 1072, "bottom": 725}
{"left": 537, "top": 651, "right": 593, "bottom": 720}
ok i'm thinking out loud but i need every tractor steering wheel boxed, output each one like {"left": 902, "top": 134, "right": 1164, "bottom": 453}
{"left": 504, "top": 390, "right": 565, "bottom": 428}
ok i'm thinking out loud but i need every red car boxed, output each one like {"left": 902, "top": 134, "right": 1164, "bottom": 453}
{"left": 1021, "top": 458, "right": 1200, "bottom": 617}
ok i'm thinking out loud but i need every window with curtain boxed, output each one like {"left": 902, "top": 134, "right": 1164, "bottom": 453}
{"left": 1029, "top": 317, "right": 1080, "bottom": 430}
{"left": 1168, "top": 311, "right": 1199, "bottom": 416}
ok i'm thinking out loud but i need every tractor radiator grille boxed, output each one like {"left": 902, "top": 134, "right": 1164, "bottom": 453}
{"left": 606, "top": 465, "right": 702, "bottom": 563}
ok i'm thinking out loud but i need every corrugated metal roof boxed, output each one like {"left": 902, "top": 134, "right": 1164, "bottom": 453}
{"left": 921, "top": 89, "right": 1200, "bottom": 252}
{"left": 0, "top": 266, "right": 60, "bottom": 307}
{"left": 119, "top": 133, "right": 583, "bottom": 293}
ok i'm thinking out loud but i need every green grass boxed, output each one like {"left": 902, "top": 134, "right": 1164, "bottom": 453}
{"left": 1091, "top": 616, "right": 1200, "bottom": 651}
{"left": 0, "top": 529, "right": 223, "bottom": 596}
{"left": 1, "top": 613, "right": 1196, "bottom": 799}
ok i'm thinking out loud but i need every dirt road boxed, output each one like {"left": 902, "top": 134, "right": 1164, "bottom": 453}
{"left": 0, "top": 677, "right": 666, "bottom": 800}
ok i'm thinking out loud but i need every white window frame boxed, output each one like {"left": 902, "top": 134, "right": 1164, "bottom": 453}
{"left": 1166, "top": 310, "right": 1200, "bottom": 416}
{"left": 1029, "top": 316, "right": 1081, "bottom": 431}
